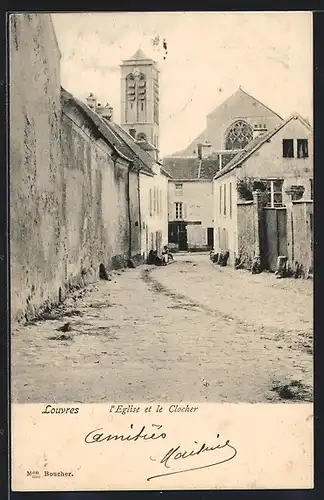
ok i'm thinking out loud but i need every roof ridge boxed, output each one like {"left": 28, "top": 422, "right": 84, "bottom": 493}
{"left": 238, "top": 87, "right": 283, "bottom": 121}
{"left": 110, "top": 122, "right": 159, "bottom": 173}
{"left": 207, "top": 87, "right": 283, "bottom": 121}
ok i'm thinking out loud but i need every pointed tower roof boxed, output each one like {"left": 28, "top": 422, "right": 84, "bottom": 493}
{"left": 129, "top": 48, "right": 151, "bottom": 60}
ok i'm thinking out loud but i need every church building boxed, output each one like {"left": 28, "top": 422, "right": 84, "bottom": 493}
{"left": 163, "top": 87, "right": 284, "bottom": 252}
{"left": 120, "top": 48, "right": 160, "bottom": 160}
{"left": 120, "top": 49, "right": 169, "bottom": 259}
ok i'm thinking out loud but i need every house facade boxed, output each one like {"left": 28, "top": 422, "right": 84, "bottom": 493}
{"left": 139, "top": 164, "right": 169, "bottom": 258}
{"left": 164, "top": 154, "right": 231, "bottom": 251}
{"left": 108, "top": 120, "right": 169, "bottom": 261}
{"left": 213, "top": 114, "right": 313, "bottom": 270}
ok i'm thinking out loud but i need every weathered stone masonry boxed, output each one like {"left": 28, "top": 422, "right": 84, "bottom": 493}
{"left": 10, "top": 14, "right": 141, "bottom": 321}
{"left": 10, "top": 14, "right": 64, "bottom": 321}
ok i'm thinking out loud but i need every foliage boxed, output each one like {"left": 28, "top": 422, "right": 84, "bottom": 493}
{"left": 237, "top": 176, "right": 267, "bottom": 201}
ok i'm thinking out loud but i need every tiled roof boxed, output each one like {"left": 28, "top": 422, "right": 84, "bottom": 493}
{"left": 214, "top": 113, "right": 312, "bottom": 180}
{"left": 163, "top": 152, "right": 237, "bottom": 181}
{"left": 108, "top": 122, "right": 158, "bottom": 175}
{"left": 61, "top": 87, "right": 155, "bottom": 175}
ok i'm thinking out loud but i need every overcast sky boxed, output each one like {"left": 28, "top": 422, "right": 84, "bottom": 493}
{"left": 52, "top": 12, "right": 312, "bottom": 156}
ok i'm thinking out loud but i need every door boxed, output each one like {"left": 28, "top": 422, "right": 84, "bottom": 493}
{"left": 207, "top": 227, "right": 214, "bottom": 248}
{"left": 264, "top": 208, "right": 287, "bottom": 271}
{"left": 178, "top": 223, "right": 187, "bottom": 251}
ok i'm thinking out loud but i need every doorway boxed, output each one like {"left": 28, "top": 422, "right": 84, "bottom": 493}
{"left": 207, "top": 227, "right": 214, "bottom": 248}
{"left": 178, "top": 223, "right": 188, "bottom": 251}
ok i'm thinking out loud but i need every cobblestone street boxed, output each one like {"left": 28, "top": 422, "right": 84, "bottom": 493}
{"left": 12, "top": 254, "right": 313, "bottom": 403}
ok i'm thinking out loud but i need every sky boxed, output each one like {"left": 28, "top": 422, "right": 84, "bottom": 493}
{"left": 52, "top": 12, "right": 313, "bottom": 157}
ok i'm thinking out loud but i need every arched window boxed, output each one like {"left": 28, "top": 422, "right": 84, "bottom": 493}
{"left": 225, "top": 120, "right": 253, "bottom": 150}
{"left": 126, "top": 74, "right": 136, "bottom": 102}
{"left": 137, "top": 74, "right": 146, "bottom": 100}
{"left": 137, "top": 133, "right": 147, "bottom": 141}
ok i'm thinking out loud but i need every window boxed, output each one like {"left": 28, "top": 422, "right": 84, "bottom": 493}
{"left": 153, "top": 186, "right": 157, "bottom": 214}
{"left": 283, "top": 139, "right": 294, "bottom": 158}
{"left": 175, "top": 183, "right": 183, "bottom": 196}
{"left": 159, "top": 189, "right": 163, "bottom": 214}
{"left": 225, "top": 120, "right": 253, "bottom": 150}
{"left": 263, "top": 179, "right": 283, "bottom": 207}
{"left": 219, "top": 185, "right": 222, "bottom": 215}
{"left": 297, "top": 139, "right": 309, "bottom": 158}
{"left": 175, "top": 202, "right": 183, "bottom": 219}
{"left": 223, "top": 184, "right": 227, "bottom": 215}
{"left": 141, "top": 102, "right": 144, "bottom": 111}
{"left": 149, "top": 189, "right": 152, "bottom": 216}
{"left": 310, "top": 179, "right": 313, "bottom": 200}
{"left": 229, "top": 182, "right": 232, "bottom": 218}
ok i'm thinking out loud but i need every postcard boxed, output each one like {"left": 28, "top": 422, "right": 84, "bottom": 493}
{"left": 9, "top": 11, "right": 313, "bottom": 491}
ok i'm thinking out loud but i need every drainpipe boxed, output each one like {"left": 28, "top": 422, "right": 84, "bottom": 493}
{"left": 137, "top": 168, "right": 142, "bottom": 259}
{"left": 127, "top": 163, "right": 132, "bottom": 261}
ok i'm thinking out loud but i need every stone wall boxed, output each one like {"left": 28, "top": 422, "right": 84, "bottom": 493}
{"left": 10, "top": 13, "right": 64, "bottom": 321}
{"left": 290, "top": 201, "right": 313, "bottom": 273}
{"left": 10, "top": 13, "right": 140, "bottom": 322}
{"left": 61, "top": 110, "right": 132, "bottom": 280}
{"left": 237, "top": 201, "right": 255, "bottom": 268}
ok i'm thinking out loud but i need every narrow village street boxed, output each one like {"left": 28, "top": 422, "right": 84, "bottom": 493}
{"left": 12, "top": 254, "right": 313, "bottom": 404}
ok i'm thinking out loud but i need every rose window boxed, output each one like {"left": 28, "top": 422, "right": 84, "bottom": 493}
{"left": 225, "top": 121, "right": 253, "bottom": 150}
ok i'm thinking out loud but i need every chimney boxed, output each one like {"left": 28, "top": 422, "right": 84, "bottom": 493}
{"left": 253, "top": 123, "right": 267, "bottom": 140}
{"left": 86, "top": 93, "right": 97, "bottom": 111}
{"left": 96, "top": 103, "right": 114, "bottom": 122}
{"left": 129, "top": 128, "right": 136, "bottom": 139}
{"left": 197, "top": 141, "right": 212, "bottom": 159}
{"left": 219, "top": 153, "right": 222, "bottom": 171}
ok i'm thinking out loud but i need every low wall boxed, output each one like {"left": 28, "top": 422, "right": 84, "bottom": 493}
{"left": 291, "top": 201, "right": 313, "bottom": 273}
{"left": 237, "top": 201, "right": 255, "bottom": 268}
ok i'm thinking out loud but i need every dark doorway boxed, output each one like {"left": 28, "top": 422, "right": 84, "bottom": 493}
{"left": 178, "top": 223, "right": 188, "bottom": 251}
{"left": 169, "top": 221, "right": 187, "bottom": 250}
{"left": 207, "top": 227, "right": 214, "bottom": 248}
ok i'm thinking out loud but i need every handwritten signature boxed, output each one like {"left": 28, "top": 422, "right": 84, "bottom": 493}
{"left": 84, "top": 424, "right": 237, "bottom": 481}
{"left": 148, "top": 436, "right": 237, "bottom": 481}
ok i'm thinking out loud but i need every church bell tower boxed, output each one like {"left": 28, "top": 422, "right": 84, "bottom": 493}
{"left": 120, "top": 48, "right": 160, "bottom": 154}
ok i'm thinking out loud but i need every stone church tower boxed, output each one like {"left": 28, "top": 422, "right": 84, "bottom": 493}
{"left": 120, "top": 48, "right": 160, "bottom": 155}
